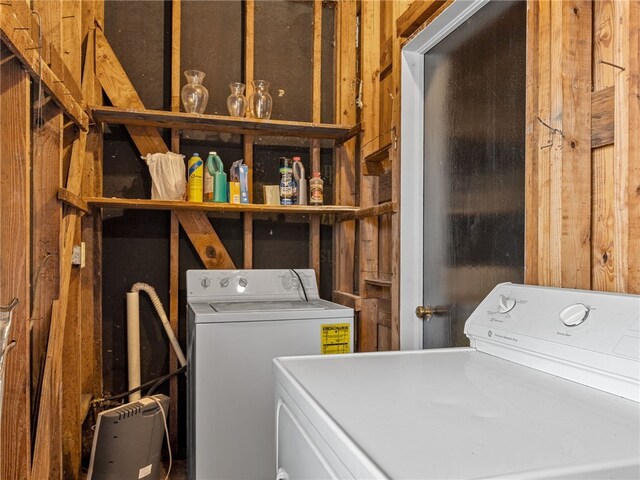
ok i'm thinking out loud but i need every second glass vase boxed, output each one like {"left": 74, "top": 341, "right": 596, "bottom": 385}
{"left": 181, "top": 70, "right": 209, "bottom": 114}
{"left": 227, "top": 82, "right": 247, "bottom": 117}
{"left": 249, "top": 80, "right": 273, "bottom": 120}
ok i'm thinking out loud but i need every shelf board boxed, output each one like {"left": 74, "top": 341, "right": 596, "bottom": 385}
{"left": 363, "top": 142, "right": 392, "bottom": 176}
{"left": 91, "top": 106, "right": 360, "bottom": 144}
{"left": 84, "top": 197, "right": 360, "bottom": 215}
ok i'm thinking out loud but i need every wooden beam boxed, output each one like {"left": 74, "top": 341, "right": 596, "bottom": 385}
{"left": 359, "top": 0, "right": 381, "bottom": 351}
{"left": 31, "top": 82, "right": 63, "bottom": 419}
{"left": 591, "top": 86, "right": 615, "bottom": 148}
{"left": 94, "top": 28, "right": 235, "bottom": 270}
{"left": 169, "top": 212, "right": 179, "bottom": 451}
{"left": 333, "top": 0, "right": 357, "bottom": 297}
{"left": 396, "top": 0, "right": 446, "bottom": 38}
{"left": 243, "top": 0, "right": 255, "bottom": 269}
{"left": 613, "top": 0, "right": 640, "bottom": 293}
{"left": 58, "top": 187, "right": 90, "bottom": 214}
{"left": 169, "top": 0, "right": 181, "bottom": 454}
{"left": 0, "top": 1, "right": 87, "bottom": 129}
{"left": 363, "top": 142, "right": 392, "bottom": 176}
{"left": 0, "top": 51, "right": 31, "bottom": 480}
{"left": 173, "top": 211, "right": 235, "bottom": 269}
{"left": 591, "top": 0, "right": 617, "bottom": 292}
{"left": 311, "top": 0, "right": 321, "bottom": 280}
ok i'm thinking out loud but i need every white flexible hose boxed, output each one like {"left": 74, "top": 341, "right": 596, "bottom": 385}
{"left": 130, "top": 283, "right": 187, "bottom": 367}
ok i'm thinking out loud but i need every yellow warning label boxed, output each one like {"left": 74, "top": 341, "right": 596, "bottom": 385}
{"left": 321, "top": 323, "right": 351, "bottom": 355}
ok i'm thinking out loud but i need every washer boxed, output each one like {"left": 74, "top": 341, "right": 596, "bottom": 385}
{"left": 186, "top": 269, "right": 353, "bottom": 480}
{"left": 274, "top": 283, "right": 640, "bottom": 479}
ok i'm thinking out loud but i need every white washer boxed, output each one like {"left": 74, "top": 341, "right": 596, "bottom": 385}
{"left": 274, "top": 283, "right": 640, "bottom": 479}
{"left": 186, "top": 269, "right": 353, "bottom": 480}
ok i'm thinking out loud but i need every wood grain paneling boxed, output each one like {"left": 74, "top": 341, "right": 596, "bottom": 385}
{"left": 0, "top": 55, "right": 31, "bottom": 480}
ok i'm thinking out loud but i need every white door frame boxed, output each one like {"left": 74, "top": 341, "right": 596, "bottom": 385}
{"left": 399, "top": 0, "right": 491, "bottom": 350}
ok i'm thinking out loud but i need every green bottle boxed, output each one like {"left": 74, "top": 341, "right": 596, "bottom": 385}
{"left": 211, "top": 152, "right": 227, "bottom": 203}
{"left": 204, "top": 152, "right": 217, "bottom": 202}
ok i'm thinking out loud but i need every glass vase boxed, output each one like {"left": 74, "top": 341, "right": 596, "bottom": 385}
{"left": 181, "top": 70, "right": 209, "bottom": 114}
{"left": 227, "top": 82, "right": 247, "bottom": 117}
{"left": 249, "top": 80, "right": 273, "bottom": 119}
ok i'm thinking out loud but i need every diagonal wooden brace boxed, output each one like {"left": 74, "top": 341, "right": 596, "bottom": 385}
{"left": 94, "top": 28, "right": 235, "bottom": 269}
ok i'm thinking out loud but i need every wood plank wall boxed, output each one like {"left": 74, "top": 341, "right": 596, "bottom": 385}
{"left": 0, "top": 45, "right": 31, "bottom": 480}
{"left": 1, "top": 0, "right": 104, "bottom": 476}
{"left": 526, "top": 0, "right": 639, "bottom": 293}
{"left": 352, "top": 0, "right": 639, "bottom": 350}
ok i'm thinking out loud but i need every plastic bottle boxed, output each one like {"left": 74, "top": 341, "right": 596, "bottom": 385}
{"left": 188, "top": 153, "right": 203, "bottom": 203}
{"left": 309, "top": 172, "right": 323, "bottom": 205}
{"left": 279, "top": 156, "right": 293, "bottom": 205}
{"left": 292, "top": 156, "right": 307, "bottom": 205}
{"left": 203, "top": 152, "right": 217, "bottom": 202}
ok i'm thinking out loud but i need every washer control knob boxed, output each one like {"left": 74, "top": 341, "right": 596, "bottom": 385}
{"left": 497, "top": 295, "right": 516, "bottom": 314}
{"left": 220, "top": 278, "right": 230, "bottom": 288}
{"left": 560, "top": 303, "right": 589, "bottom": 327}
{"left": 201, "top": 277, "right": 211, "bottom": 288}
{"left": 238, "top": 277, "right": 248, "bottom": 288}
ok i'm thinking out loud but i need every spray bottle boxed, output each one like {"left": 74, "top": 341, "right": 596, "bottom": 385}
{"left": 292, "top": 156, "right": 307, "bottom": 205}
{"left": 188, "top": 153, "right": 203, "bottom": 203}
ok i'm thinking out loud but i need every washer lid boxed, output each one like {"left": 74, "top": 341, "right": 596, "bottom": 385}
{"left": 209, "top": 300, "right": 327, "bottom": 313}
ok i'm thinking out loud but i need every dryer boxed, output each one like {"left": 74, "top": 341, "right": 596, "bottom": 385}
{"left": 186, "top": 269, "right": 353, "bottom": 480}
{"left": 274, "top": 283, "right": 640, "bottom": 479}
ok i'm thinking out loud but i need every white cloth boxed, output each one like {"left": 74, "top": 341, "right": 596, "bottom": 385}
{"left": 143, "top": 152, "right": 186, "bottom": 200}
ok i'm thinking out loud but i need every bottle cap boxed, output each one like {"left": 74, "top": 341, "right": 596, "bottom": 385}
{"left": 209, "top": 151, "right": 217, "bottom": 155}
{"left": 193, "top": 153, "right": 200, "bottom": 156}
{"left": 313, "top": 172, "right": 321, "bottom": 177}
{"left": 293, "top": 156, "right": 301, "bottom": 161}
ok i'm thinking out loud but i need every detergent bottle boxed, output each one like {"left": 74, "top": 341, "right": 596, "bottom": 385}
{"left": 212, "top": 152, "right": 227, "bottom": 203}
{"left": 292, "top": 157, "right": 307, "bottom": 205}
{"left": 204, "top": 152, "right": 217, "bottom": 202}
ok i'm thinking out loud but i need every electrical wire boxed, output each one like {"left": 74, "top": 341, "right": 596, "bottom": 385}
{"left": 290, "top": 269, "right": 308, "bottom": 302}
{"left": 146, "top": 365, "right": 186, "bottom": 397}
{"left": 94, "top": 365, "right": 186, "bottom": 403}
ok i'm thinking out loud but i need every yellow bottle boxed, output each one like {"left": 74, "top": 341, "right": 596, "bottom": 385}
{"left": 188, "top": 153, "right": 203, "bottom": 202}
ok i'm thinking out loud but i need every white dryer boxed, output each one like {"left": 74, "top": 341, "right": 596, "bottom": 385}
{"left": 186, "top": 269, "right": 353, "bottom": 480}
{"left": 274, "top": 283, "right": 640, "bottom": 479}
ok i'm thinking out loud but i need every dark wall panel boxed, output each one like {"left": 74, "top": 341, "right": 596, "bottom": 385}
{"left": 255, "top": 1, "right": 313, "bottom": 122}
{"left": 105, "top": 0, "right": 170, "bottom": 110}
{"left": 181, "top": 1, "right": 243, "bottom": 116}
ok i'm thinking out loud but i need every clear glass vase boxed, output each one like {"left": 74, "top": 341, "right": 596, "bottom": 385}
{"left": 249, "top": 80, "right": 273, "bottom": 119}
{"left": 227, "top": 82, "right": 247, "bottom": 117}
{"left": 181, "top": 70, "right": 209, "bottom": 114}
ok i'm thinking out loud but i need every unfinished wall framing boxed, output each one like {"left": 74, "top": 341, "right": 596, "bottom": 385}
{"left": 1, "top": 0, "right": 638, "bottom": 476}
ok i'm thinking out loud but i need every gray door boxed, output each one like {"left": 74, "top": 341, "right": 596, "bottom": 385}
{"left": 422, "top": 0, "right": 526, "bottom": 348}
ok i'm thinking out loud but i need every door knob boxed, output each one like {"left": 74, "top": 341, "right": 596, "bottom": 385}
{"left": 415, "top": 305, "right": 448, "bottom": 321}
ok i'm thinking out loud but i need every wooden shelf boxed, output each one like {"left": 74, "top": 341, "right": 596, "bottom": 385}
{"left": 91, "top": 106, "right": 360, "bottom": 144}
{"left": 84, "top": 197, "right": 360, "bottom": 215}
{"left": 363, "top": 142, "right": 392, "bottom": 176}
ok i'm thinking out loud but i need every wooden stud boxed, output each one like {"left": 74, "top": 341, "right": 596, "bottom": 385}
{"left": 0, "top": 49, "right": 31, "bottom": 480}
{"left": 396, "top": 0, "right": 447, "bottom": 38}
{"left": 310, "top": 0, "right": 323, "bottom": 281}
{"left": 333, "top": 0, "right": 357, "bottom": 298}
{"left": 358, "top": 0, "right": 381, "bottom": 351}
{"left": 169, "top": 212, "right": 179, "bottom": 451}
{"left": 171, "top": 0, "right": 180, "bottom": 153}
{"left": 31, "top": 97, "right": 63, "bottom": 414}
{"left": 244, "top": 0, "right": 255, "bottom": 269}
{"left": 62, "top": 0, "right": 82, "bottom": 89}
